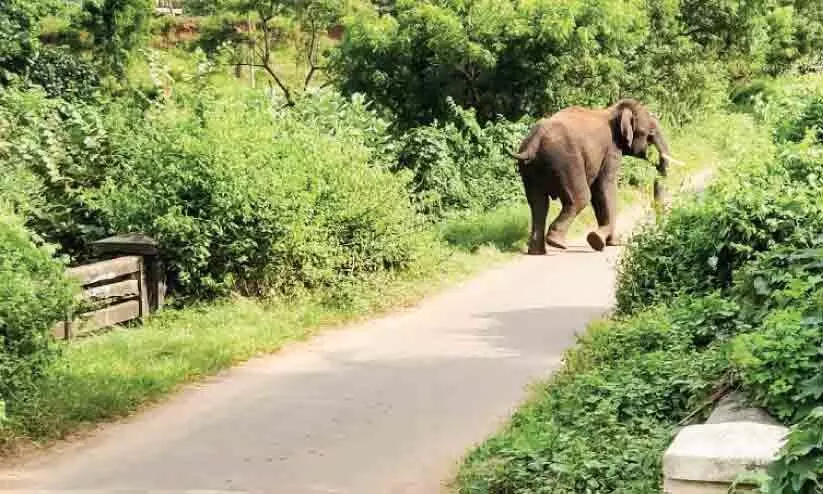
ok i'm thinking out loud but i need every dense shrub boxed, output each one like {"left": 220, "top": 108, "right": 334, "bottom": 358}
{"left": 765, "top": 407, "right": 823, "bottom": 494}
{"left": 616, "top": 173, "right": 823, "bottom": 314}
{"left": 332, "top": 0, "right": 823, "bottom": 127}
{"left": 730, "top": 308, "right": 823, "bottom": 422}
{"left": 24, "top": 46, "right": 101, "bottom": 101}
{"left": 729, "top": 243, "right": 823, "bottom": 422}
{"left": 84, "top": 86, "right": 434, "bottom": 299}
{"left": 75, "top": 0, "right": 153, "bottom": 76}
{"left": 0, "top": 88, "right": 111, "bottom": 261}
{"left": 394, "top": 100, "right": 527, "bottom": 217}
{"left": 0, "top": 210, "right": 74, "bottom": 411}
{"left": 774, "top": 96, "right": 823, "bottom": 144}
{"left": 0, "top": 0, "right": 39, "bottom": 81}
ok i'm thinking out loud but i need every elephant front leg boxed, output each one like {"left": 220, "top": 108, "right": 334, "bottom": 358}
{"left": 588, "top": 167, "right": 618, "bottom": 252}
{"left": 523, "top": 177, "right": 549, "bottom": 255}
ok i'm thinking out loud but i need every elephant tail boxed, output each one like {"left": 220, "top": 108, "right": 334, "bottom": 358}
{"left": 510, "top": 123, "right": 544, "bottom": 164}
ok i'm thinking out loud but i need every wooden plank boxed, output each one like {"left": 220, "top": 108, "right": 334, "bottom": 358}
{"left": 138, "top": 259, "right": 149, "bottom": 319}
{"left": 67, "top": 256, "right": 141, "bottom": 286}
{"left": 74, "top": 300, "right": 141, "bottom": 335}
{"left": 90, "top": 233, "right": 159, "bottom": 256}
{"left": 83, "top": 279, "right": 140, "bottom": 302}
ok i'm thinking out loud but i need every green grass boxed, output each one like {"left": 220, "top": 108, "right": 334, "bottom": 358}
{"left": 0, "top": 246, "right": 511, "bottom": 452}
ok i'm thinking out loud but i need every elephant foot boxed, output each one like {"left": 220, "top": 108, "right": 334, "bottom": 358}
{"left": 527, "top": 238, "right": 547, "bottom": 255}
{"left": 606, "top": 234, "right": 622, "bottom": 247}
{"left": 545, "top": 231, "right": 568, "bottom": 250}
{"left": 586, "top": 231, "right": 606, "bottom": 252}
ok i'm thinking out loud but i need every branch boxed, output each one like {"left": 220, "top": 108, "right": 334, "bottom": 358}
{"left": 303, "top": 17, "right": 324, "bottom": 91}
{"left": 263, "top": 64, "right": 295, "bottom": 106}
{"left": 255, "top": 9, "right": 295, "bottom": 106}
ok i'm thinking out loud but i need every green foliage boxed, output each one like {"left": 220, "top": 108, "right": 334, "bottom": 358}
{"left": 84, "top": 86, "right": 433, "bottom": 299}
{"left": 24, "top": 46, "right": 101, "bottom": 101}
{"left": 438, "top": 204, "right": 528, "bottom": 252}
{"left": 730, "top": 308, "right": 823, "bottom": 422}
{"left": 331, "top": 0, "right": 821, "bottom": 126}
{"left": 764, "top": 407, "right": 823, "bottom": 494}
{"left": 0, "top": 210, "right": 74, "bottom": 410}
{"left": 76, "top": 0, "right": 153, "bottom": 76}
{"left": 732, "top": 242, "right": 823, "bottom": 322}
{"left": 198, "top": 0, "right": 349, "bottom": 103}
{"left": 616, "top": 173, "right": 823, "bottom": 314}
{"left": 0, "top": 87, "right": 111, "bottom": 260}
{"left": 393, "top": 100, "right": 527, "bottom": 217}
{"left": 776, "top": 96, "right": 823, "bottom": 144}
{"left": 332, "top": 0, "right": 655, "bottom": 124}
{"left": 0, "top": 0, "right": 36, "bottom": 81}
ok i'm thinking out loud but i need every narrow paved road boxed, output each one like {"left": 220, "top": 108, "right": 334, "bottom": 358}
{"left": 0, "top": 221, "right": 644, "bottom": 493}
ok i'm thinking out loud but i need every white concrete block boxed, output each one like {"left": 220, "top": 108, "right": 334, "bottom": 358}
{"left": 663, "top": 422, "right": 789, "bottom": 484}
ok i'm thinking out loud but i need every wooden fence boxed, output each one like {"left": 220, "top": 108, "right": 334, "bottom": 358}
{"left": 53, "top": 234, "right": 165, "bottom": 340}
{"left": 155, "top": 0, "right": 183, "bottom": 16}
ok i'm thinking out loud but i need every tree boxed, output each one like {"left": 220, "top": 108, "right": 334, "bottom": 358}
{"left": 204, "top": 0, "right": 348, "bottom": 105}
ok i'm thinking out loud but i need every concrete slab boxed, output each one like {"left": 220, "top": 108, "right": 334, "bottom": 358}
{"left": 663, "top": 422, "right": 788, "bottom": 484}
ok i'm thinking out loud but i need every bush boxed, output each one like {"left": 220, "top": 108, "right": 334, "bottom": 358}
{"left": 764, "top": 407, "right": 823, "bottom": 494}
{"left": 24, "top": 46, "right": 101, "bottom": 101}
{"left": 394, "top": 101, "right": 527, "bottom": 217}
{"left": 730, "top": 308, "right": 823, "bottom": 422}
{"left": 0, "top": 87, "right": 111, "bottom": 261}
{"left": 616, "top": 174, "right": 823, "bottom": 314}
{"left": 729, "top": 243, "right": 823, "bottom": 422}
{"left": 775, "top": 96, "right": 823, "bottom": 144}
{"left": 84, "top": 86, "right": 435, "bottom": 299}
{"left": 0, "top": 210, "right": 74, "bottom": 410}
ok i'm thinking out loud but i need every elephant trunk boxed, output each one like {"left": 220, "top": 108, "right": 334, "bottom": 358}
{"left": 649, "top": 118, "right": 671, "bottom": 206}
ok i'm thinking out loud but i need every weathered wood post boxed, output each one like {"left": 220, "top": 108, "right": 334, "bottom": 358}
{"left": 90, "top": 233, "right": 165, "bottom": 313}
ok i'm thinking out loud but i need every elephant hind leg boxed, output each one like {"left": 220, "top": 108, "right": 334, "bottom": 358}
{"left": 522, "top": 174, "right": 549, "bottom": 255}
{"left": 547, "top": 181, "right": 590, "bottom": 249}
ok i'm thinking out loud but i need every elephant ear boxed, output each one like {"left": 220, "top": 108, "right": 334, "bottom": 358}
{"left": 620, "top": 108, "right": 634, "bottom": 147}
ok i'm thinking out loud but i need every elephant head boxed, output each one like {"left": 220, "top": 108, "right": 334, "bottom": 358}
{"left": 614, "top": 99, "right": 655, "bottom": 159}
{"left": 612, "top": 99, "right": 672, "bottom": 204}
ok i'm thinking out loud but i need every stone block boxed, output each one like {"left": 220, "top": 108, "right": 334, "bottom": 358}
{"left": 705, "top": 392, "right": 780, "bottom": 426}
{"left": 663, "top": 422, "right": 788, "bottom": 485}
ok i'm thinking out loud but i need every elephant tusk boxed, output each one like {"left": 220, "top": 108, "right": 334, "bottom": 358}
{"left": 660, "top": 153, "right": 686, "bottom": 166}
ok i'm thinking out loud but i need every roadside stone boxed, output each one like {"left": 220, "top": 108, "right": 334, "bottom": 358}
{"left": 662, "top": 394, "right": 789, "bottom": 494}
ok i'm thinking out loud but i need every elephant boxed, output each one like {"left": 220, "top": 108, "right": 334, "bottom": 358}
{"left": 510, "top": 98, "right": 671, "bottom": 254}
